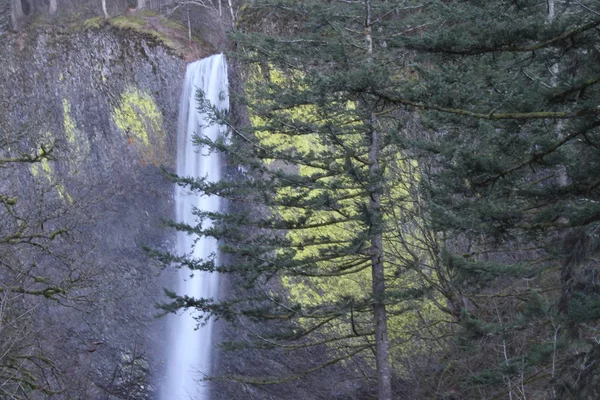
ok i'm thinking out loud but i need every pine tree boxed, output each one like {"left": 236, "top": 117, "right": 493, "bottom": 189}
{"left": 159, "top": 0, "right": 600, "bottom": 397}
{"left": 156, "top": 0, "right": 438, "bottom": 398}
{"left": 371, "top": 0, "right": 600, "bottom": 397}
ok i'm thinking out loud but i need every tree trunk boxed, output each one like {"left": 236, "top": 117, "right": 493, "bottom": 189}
{"left": 368, "top": 117, "right": 393, "bottom": 400}
{"left": 186, "top": 4, "right": 191, "bottom": 44}
{"left": 101, "top": 0, "right": 109, "bottom": 18}
{"left": 11, "top": 0, "right": 24, "bottom": 30}
{"left": 364, "top": 1, "right": 393, "bottom": 399}
{"left": 547, "top": 0, "right": 555, "bottom": 24}
{"left": 49, "top": 0, "right": 58, "bottom": 15}
{"left": 227, "top": 0, "right": 235, "bottom": 25}
{"left": 13, "top": 0, "right": 24, "bottom": 18}
{"left": 136, "top": 0, "right": 145, "bottom": 10}
{"left": 546, "top": 0, "right": 571, "bottom": 335}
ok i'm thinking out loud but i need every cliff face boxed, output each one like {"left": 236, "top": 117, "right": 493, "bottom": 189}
{"left": 0, "top": 13, "right": 372, "bottom": 400}
{"left": 0, "top": 25, "right": 186, "bottom": 399}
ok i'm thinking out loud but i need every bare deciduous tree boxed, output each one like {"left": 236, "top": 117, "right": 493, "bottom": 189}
{"left": 164, "top": 0, "right": 237, "bottom": 25}
{"left": 101, "top": 0, "right": 109, "bottom": 18}
{"left": 49, "top": 0, "right": 57, "bottom": 15}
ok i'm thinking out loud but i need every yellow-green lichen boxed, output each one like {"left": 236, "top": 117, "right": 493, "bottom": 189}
{"left": 30, "top": 157, "right": 72, "bottom": 203}
{"left": 63, "top": 99, "right": 76, "bottom": 144}
{"left": 70, "top": 13, "right": 202, "bottom": 57}
{"left": 82, "top": 16, "right": 105, "bottom": 30}
{"left": 41, "top": 158, "right": 52, "bottom": 175}
{"left": 109, "top": 15, "right": 147, "bottom": 31}
{"left": 30, "top": 162, "right": 40, "bottom": 178}
{"left": 108, "top": 16, "right": 180, "bottom": 51}
{"left": 61, "top": 99, "right": 90, "bottom": 169}
{"left": 112, "top": 87, "right": 165, "bottom": 164}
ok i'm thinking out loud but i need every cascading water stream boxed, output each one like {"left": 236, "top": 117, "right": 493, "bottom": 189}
{"left": 161, "top": 54, "right": 229, "bottom": 400}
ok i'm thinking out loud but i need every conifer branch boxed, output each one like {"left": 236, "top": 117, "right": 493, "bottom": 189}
{"left": 480, "top": 120, "right": 600, "bottom": 184}
{"left": 549, "top": 76, "right": 600, "bottom": 102}
{"left": 413, "top": 19, "right": 600, "bottom": 55}
{"left": 209, "top": 344, "right": 371, "bottom": 385}
{"left": 376, "top": 91, "right": 599, "bottom": 120}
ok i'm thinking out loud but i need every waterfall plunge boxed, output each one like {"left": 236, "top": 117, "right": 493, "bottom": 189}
{"left": 161, "top": 54, "right": 229, "bottom": 400}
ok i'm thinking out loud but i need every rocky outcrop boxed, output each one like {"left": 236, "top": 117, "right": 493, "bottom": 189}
{"left": 0, "top": 24, "right": 185, "bottom": 399}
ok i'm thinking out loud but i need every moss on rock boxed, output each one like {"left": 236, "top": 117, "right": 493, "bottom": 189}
{"left": 112, "top": 86, "right": 165, "bottom": 165}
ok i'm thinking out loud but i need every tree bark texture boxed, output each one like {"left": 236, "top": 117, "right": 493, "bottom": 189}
{"left": 364, "top": 1, "right": 393, "bottom": 399}
{"left": 101, "top": 0, "right": 109, "bottom": 18}
{"left": 12, "top": 0, "right": 24, "bottom": 17}
{"left": 368, "top": 117, "right": 393, "bottom": 400}
{"left": 547, "top": 0, "right": 555, "bottom": 24}
{"left": 10, "top": 0, "right": 23, "bottom": 30}
{"left": 228, "top": 0, "right": 235, "bottom": 24}
{"left": 49, "top": 0, "right": 58, "bottom": 15}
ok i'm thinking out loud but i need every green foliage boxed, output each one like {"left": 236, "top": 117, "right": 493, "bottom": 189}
{"left": 154, "top": 1, "right": 444, "bottom": 394}
{"left": 82, "top": 16, "right": 104, "bottom": 30}
{"left": 393, "top": 0, "right": 600, "bottom": 397}
{"left": 75, "top": 14, "right": 195, "bottom": 56}
{"left": 156, "top": 0, "right": 600, "bottom": 397}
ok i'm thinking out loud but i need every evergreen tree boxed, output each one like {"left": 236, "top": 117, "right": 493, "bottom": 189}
{"left": 158, "top": 0, "right": 600, "bottom": 397}
{"left": 156, "top": 0, "right": 438, "bottom": 398}
{"left": 370, "top": 0, "right": 600, "bottom": 397}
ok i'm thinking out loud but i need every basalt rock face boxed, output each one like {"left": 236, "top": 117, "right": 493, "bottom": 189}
{"left": 0, "top": 26, "right": 185, "bottom": 399}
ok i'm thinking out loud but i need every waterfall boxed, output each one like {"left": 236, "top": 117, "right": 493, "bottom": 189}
{"left": 161, "top": 54, "right": 229, "bottom": 400}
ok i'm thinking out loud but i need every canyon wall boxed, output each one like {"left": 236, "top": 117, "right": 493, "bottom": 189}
{"left": 0, "top": 22, "right": 185, "bottom": 399}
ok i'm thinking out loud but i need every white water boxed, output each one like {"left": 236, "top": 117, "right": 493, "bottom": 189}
{"left": 161, "top": 54, "right": 229, "bottom": 400}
